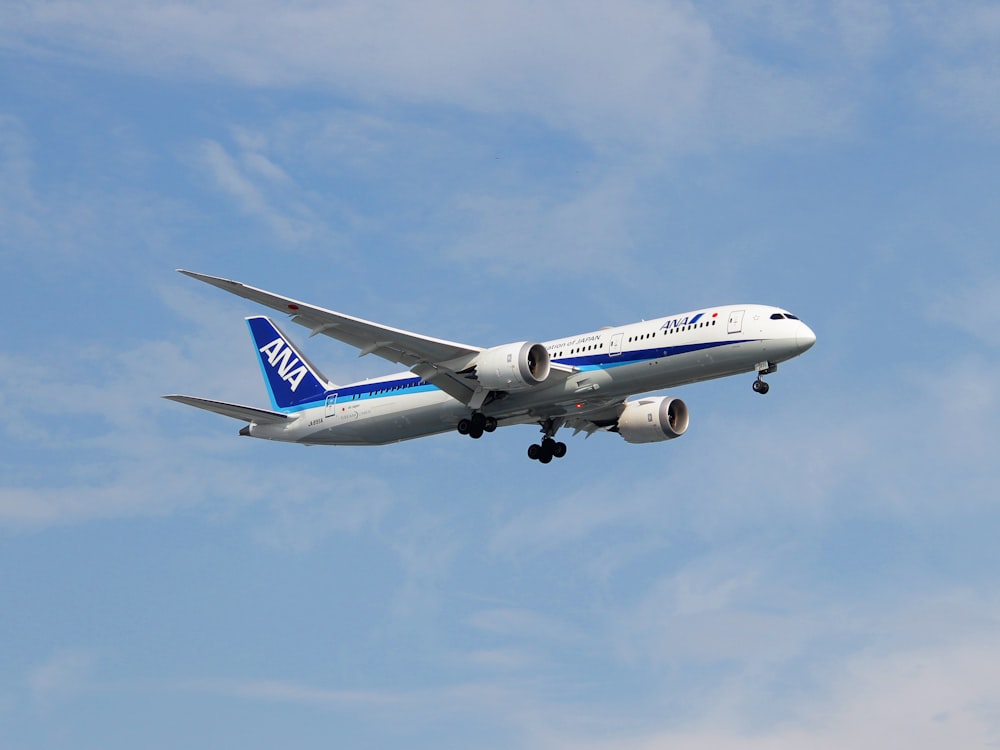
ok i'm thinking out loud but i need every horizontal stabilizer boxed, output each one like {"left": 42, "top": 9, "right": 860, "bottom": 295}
{"left": 163, "top": 395, "right": 290, "bottom": 424}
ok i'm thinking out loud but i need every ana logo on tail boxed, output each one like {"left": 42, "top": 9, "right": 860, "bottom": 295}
{"left": 258, "top": 337, "right": 308, "bottom": 392}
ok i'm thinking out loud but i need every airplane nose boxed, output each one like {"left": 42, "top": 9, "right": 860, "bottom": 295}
{"left": 796, "top": 322, "right": 817, "bottom": 353}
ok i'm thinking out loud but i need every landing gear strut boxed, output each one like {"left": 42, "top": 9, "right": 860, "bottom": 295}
{"left": 457, "top": 412, "right": 498, "bottom": 439}
{"left": 753, "top": 361, "right": 776, "bottom": 395}
{"left": 527, "top": 418, "right": 567, "bottom": 463}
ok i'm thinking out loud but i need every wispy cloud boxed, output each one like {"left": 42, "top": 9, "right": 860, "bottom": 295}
{"left": 189, "top": 677, "right": 404, "bottom": 709}
{"left": 0, "top": 281, "right": 390, "bottom": 531}
{"left": 253, "top": 476, "right": 393, "bottom": 552}
{"left": 907, "top": 2, "right": 1000, "bottom": 132}
{"left": 0, "top": 111, "right": 190, "bottom": 273}
{"left": 466, "top": 607, "right": 588, "bottom": 646}
{"left": 447, "top": 175, "right": 645, "bottom": 280}
{"left": 197, "top": 138, "right": 325, "bottom": 245}
{"left": 489, "top": 478, "right": 661, "bottom": 558}
{"left": 27, "top": 651, "right": 97, "bottom": 707}
{"left": 929, "top": 276, "right": 1000, "bottom": 349}
{"left": 0, "top": 114, "right": 43, "bottom": 248}
{"left": 4, "top": 1, "right": 854, "bottom": 153}
{"left": 533, "top": 630, "right": 1000, "bottom": 750}
{"left": 174, "top": 599, "right": 1000, "bottom": 749}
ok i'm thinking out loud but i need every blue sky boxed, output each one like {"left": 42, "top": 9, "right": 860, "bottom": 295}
{"left": 2, "top": 1, "right": 1000, "bottom": 747}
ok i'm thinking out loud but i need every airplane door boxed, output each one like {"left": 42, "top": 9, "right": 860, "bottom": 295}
{"left": 727, "top": 310, "right": 744, "bottom": 334}
{"left": 609, "top": 333, "right": 623, "bottom": 357}
{"left": 325, "top": 393, "right": 338, "bottom": 418}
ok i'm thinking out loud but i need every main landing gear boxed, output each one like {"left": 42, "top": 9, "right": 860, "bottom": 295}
{"left": 527, "top": 437, "right": 567, "bottom": 464}
{"left": 527, "top": 418, "right": 567, "bottom": 464}
{"left": 456, "top": 414, "right": 568, "bottom": 463}
{"left": 456, "top": 412, "right": 498, "bottom": 440}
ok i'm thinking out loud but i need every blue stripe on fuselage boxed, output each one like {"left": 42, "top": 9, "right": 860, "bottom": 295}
{"left": 554, "top": 338, "right": 750, "bottom": 368}
{"left": 273, "top": 338, "right": 755, "bottom": 414}
{"left": 276, "top": 377, "right": 440, "bottom": 414}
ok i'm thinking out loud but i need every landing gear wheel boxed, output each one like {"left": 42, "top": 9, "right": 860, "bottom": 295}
{"left": 460, "top": 413, "right": 495, "bottom": 439}
{"left": 526, "top": 437, "right": 566, "bottom": 463}
{"left": 527, "top": 419, "right": 569, "bottom": 462}
{"left": 528, "top": 442, "right": 554, "bottom": 462}
{"left": 753, "top": 379, "right": 770, "bottom": 394}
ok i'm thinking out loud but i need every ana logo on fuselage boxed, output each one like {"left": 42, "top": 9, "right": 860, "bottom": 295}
{"left": 661, "top": 313, "right": 705, "bottom": 331}
{"left": 258, "top": 337, "right": 308, "bottom": 392}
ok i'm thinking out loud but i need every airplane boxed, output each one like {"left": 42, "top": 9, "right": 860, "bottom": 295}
{"left": 164, "top": 270, "right": 816, "bottom": 463}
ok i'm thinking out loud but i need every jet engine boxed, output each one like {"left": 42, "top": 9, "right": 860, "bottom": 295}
{"left": 474, "top": 342, "right": 551, "bottom": 391}
{"left": 615, "top": 396, "right": 690, "bottom": 444}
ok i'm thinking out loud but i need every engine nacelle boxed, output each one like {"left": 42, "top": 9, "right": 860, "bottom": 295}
{"left": 616, "top": 396, "right": 690, "bottom": 444}
{"left": 475, "top": 342, "right": 551, "bottom": 391}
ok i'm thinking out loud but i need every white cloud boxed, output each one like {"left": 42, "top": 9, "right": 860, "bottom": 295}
{"left": 0, "top": 112, "right": 193, "bottom": 271}
{"left": 27, "top": 651, "right": 97, "bottom": 707}
{"left": 5, "top": 1, "right": 853, "bottom": 152}
{"left": 197, "top": 138, "right": 326, "bottom": 244}
{"left": 253, "top": 476, "right": 393, "bottom": 552}
{"left": 183, "top": 673, "right": 537, "bottom": 731}
{"left": 189, "top": 677, "right": 403, "bottom": 709}
{"left": 172, "top": 593, "right": 1000, "bottom": 750}
{"left": 383, "top": 509, "right": 467, "bottom": 618}
{"left": 901, "top": 2, "right": 1000, "bottom": 132}
{"left": 466, "top": 607, "right": 587, "bottom": 645}
{"left": 535, "top": 633, "right": 1000, "bottom": 750}
{"left": 607, "top": 556, "right": 819, "bottom": 671}
{"left": 447, "top": 175, "right": 645, "bottom": 279}
{"left": 0, "top": 280, "right": 393, "bottom": 531}
{"left": 832, "top": 0, "right": 893, "bottom": 66}
{"left": 930, "top": 276, "right": 1000, "bottom": 349}
{"left": 0, "top": 114, "right": 43, "bottom": 249}
{"left": 489, "top": 478, "right": 660, "bottom": 558}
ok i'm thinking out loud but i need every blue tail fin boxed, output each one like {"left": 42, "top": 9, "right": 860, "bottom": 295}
{"left": 246, "top": 316, "right": 331, "bottom": 411}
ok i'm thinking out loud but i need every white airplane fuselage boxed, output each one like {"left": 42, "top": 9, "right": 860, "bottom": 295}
{"left": 246, "top": 303, "right": 815, "bottom": 446}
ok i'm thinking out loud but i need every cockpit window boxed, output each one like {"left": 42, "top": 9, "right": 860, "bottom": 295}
{"left": 785, "top": 313, "right": 799, "bottom": 320}
{"left": 770, "top": 313, "right": 785, "bottom": 320}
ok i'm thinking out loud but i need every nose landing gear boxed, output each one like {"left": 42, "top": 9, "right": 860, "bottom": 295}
{"left": 753, "top": 361, "right": 776, "bottom": 394}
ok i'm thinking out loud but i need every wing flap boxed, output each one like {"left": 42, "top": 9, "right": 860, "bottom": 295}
{"left": 410, "top": 362, "right": 478, "bottom": 403}
{"left": 163, "top": 395, "right": 290, "bottom": 424}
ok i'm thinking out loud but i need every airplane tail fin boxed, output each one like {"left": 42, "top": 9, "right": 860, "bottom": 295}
{"left": 246, "top": 316, "right": 332, "bottom": 411}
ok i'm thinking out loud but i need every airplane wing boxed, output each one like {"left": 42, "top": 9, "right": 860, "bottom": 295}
{"left": 163, "top": 395, "right": 290, "bottom": 424}
{"left": 178, "top": 270, "right": 573, "bottom": 406}
{"left": 179, "top": 270, "right": 481, "bottom": 365}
